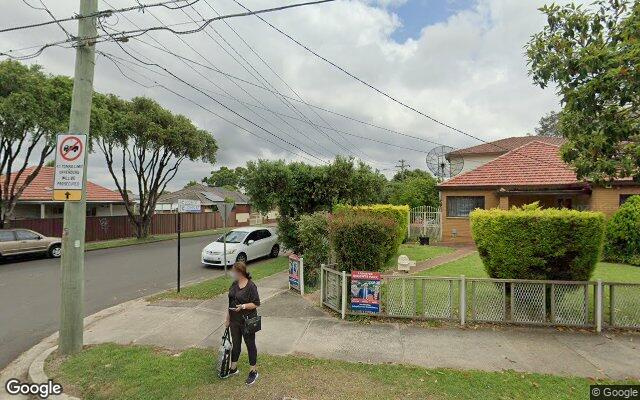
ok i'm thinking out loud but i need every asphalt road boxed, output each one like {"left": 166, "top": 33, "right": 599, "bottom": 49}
{"left": 0, "top": 235, "right": 225, "bottom": 369}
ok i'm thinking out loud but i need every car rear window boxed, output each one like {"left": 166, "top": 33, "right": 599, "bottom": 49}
{"left": 15, "top": 230, "right": 40, "bottom": 240}
{"left": 0, "top": 231, "right": 15, "bottom": 242}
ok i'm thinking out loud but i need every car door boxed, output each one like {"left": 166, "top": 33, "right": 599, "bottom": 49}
{"left": 15, "top": 229, "right": 47, "bottom": 253}
{"left": 0, "top": 230, "right": 17, "bottom": 255}
{"left": 243, "top": 230, "right": 261, "bottom": 261}
{"left": 257, "top": 229, "right": 274, "bottom": 257}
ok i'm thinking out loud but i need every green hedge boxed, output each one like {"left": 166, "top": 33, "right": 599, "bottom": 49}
{"left": 329, "top": 212, "right": 398, "bottom": 272}
{"left": 470, "top": 204, "right": 605, "bottom": 281}
{"left": 603, "top": 195, "right": 640, "bottom": 266}
{"left": 333, "top": 204, "right": 409, "bottom": 247}
{"left": 296, "top": 212, "right": 330, "bottom": 286}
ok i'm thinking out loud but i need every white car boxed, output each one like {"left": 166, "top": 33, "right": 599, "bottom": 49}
{"left": 201, "top": 227, "right": 280, "bottom": 267}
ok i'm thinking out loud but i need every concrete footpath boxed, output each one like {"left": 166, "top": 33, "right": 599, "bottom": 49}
{"left": 2, "top": 271, "right": 639, "bottom": 399}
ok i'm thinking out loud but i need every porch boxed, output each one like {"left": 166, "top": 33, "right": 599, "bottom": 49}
{"left": 496, "top": 187, "right": 592, "bottom": 211}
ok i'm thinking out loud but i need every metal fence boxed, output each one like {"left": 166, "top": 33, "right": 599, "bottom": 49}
{"left": 409, "top": 206, "right": 441, "bottom": 241}
{"left": 320, "top": 265, "right": 640, "bottom": 331}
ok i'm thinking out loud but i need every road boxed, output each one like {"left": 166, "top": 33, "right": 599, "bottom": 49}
{"left": 0, "top": 235, "right": 225, "bottom": 369}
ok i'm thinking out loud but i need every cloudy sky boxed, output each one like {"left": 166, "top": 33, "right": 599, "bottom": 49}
{"left": 1, "top": 0, "right": 567, "bottom": 190}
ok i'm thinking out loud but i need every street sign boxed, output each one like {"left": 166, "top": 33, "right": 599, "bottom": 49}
{"left": 177, "top": 199, "right": 201, "bottom": 213}
{"left": 218, "top": 202, "right": 234, "bottom": 225}
{"left": 53, "top": 133, "right": 87, "bottom": 202}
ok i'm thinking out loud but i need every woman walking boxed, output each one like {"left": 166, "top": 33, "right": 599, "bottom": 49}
{"left": 225, "top": 262, "right": 260, "bottom": 385}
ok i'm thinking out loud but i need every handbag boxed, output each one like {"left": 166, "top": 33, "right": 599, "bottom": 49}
{"left": 243, "top": 314, "right": 262, "bottom": 335}
{"left": 217, "top": 327, "right": 232, "bottom": 378}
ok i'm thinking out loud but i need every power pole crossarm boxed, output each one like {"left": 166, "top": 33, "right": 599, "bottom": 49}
{"left": 59, "top": 0, "right": 98, "bottom": 355}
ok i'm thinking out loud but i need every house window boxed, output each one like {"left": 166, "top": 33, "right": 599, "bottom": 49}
{"left": 446, "top": 196, "right": 485, "bottom": 217}
{"left": 620, "top": 194, "right": 636, "bottom": 206}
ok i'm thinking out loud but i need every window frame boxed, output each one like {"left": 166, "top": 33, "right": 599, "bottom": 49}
{"left": 620, "top": 194, "right": 635, "bottom": 206}
{"left": 446, "top": 196, "right": 486, "bottom": 218}
{"left": 15, "top": 229, "right": 41, "bottom": 241}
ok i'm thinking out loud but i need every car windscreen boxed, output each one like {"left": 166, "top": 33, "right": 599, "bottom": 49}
{"left": 216, "top": 231, "right": 248, "bottom": 244}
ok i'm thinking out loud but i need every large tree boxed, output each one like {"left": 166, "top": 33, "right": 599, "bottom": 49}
{"left": 244, "top": 157, "right": 386, "bottom": 249}
{"left": 202, "top": 166, "right": 247, "bottom": 191}
{"left": 533, "top": 111, "right": 561, "bottom": 137}
{"left": 527, "top": 0, "right": 640, "bottom": 182}
{"left": 0, "top": 60, "right": 72, "bottom": 226}
{"left": 95, "top": 96, "right": 217, "bottom": 238}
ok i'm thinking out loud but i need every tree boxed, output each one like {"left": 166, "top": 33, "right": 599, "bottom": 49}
{"left": 527, "top": 0, "right": 640, "bottom": 182}
{"left": 532, "top": 111, "right": 561, "bottom": 137}
{"left": 244, "top": 157, "right": 386, "bottom": 250}
{"left": 202, "top": 166, "right": 246, "bottom": 190}
{"left": 95, "top": 96, "right": 217, "bottom": 238}
{"left": 184, "top": 180, "right": 198, "bottom": 188}
{"left": 386, "top": 175, "right": 440, "bottom": 209}
{"left": 0, "top": 60, "right": 72, "bottom": 226}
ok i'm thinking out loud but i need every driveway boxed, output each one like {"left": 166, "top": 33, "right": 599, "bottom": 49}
{"left": 0, "top": 234, "right": 225, "bottom": 369}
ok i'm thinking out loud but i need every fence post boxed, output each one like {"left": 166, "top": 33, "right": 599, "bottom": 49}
{"left": 341, "top": 270, "right": 347, "bottom": 320}
{"left": 596, "top": 280, "right": 602, "bottom": 333}
{"left": 300, "top": 257, "right": 305, "bottom": 296}
{"left": 320, "top": 264, "right": 325, "bottom": 307}
{"left": 459, "top": 275, "right": 466, "bottom": 326}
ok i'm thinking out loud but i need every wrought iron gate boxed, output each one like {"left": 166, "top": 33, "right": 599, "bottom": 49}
{"left": 409, "top": 206, "right": 441, "bottom": 240}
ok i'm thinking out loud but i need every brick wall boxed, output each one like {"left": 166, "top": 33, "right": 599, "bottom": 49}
{"left": 589, "top": 186, "right": 640, "bottom": 217}
{"left": 440, "top": 189, "right": 499, "bottom": 244}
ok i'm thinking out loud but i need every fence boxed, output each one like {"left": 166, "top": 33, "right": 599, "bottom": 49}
{"left": 409, "top": 206, "right": 441, "bottom": 241}
{"left": 11, "top": 211, "right": 249, "bottom": 242}
{"left": 320, "top": 265, "right": 640, "bottom": 331}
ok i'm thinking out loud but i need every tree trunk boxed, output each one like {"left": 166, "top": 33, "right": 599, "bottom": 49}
{"left": 135, "top": 215, "right": 152, "bottom": 239}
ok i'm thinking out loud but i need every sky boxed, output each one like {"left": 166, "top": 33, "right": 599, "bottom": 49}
{"left": 0, "top": 0, "right": 568, "bottom": 191}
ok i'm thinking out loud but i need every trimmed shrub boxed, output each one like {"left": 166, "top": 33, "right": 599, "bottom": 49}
{"left": 329, "top": 212, "right": 398, "bottom": 272}
{"left": 603, "top": 195, "right": 640, "bottom": 266}
{"left": 470, "top": 204, "right": 605, "bottom": 281}
{"left": 296, "top": 212, "right": 330, "bottom": 286}
{"left": 277, "top": 215, "right": 301, "bottom": 253}
{"left": 333, "top": 204, "right": 409, "bottom": 247}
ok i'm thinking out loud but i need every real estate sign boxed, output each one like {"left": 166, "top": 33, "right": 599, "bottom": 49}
{"left": 288, "top": 254, "right": 304, "bottom": 294}
{"left": 53, "top": 133, "right": 87, "bottom": 201}
{"left": 177, "top": 199, "right": 201, "bottom": 213}
{"left": 350, "top": 271, "right": 381, "bottom": 314}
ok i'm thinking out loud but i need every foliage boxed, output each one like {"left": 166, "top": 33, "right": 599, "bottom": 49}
{"left": 603, "top": 195, "right": 640, "bottom": 265}
{"left": 532, "top": 111, "right": 561, "bottom": 137}
{"left": 329, "top": 212, "right": 398, "bottom": 272}
{"left": 470, "top": 204, "right": 605, "bottom": 281}
{"left": 184, "top": 180, "right": 198, "bottom": 188}
{"left": 333, "top": 204, "right": 409, "bottom": 248}
{"left": 385, "top": 175, "right": 440, "bottom": 209}
{"left": 296, "top": 212, "right": 329, "bottom": 286}
{"left": 244, "top": 157, "right": 386, "bottom": 250}
{"left": 527, "top": 1, "right": 640, "bottom": 183}
{"left": 94, "top": 96, "right": 217, "bottom": 238}
{"left": 202, "top": 166, "right": 246, "bottom": 191}
{"left": 0, "top": 60, "right": 72, "bottom": 225}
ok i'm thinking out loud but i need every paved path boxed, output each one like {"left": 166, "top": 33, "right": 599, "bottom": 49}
{"left": 29, "top": 270, "right": 640, "bottom": 382}
{"left": 0, "top": 234, "right": 228, "bottom": 369}
{"left": 409, "top": 245, "right": 476, "bottom": 274}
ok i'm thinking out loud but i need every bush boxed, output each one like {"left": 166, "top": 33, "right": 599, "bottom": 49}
{"left": 296, "top": 212, "right": 330, "bottom": 286}
{"left": 329, "top": 213, "right": 398, "bottom": 272}
{"left": 333, "top": 204, "right": 409, "bottom": 247}
{"left": 603, "top": 195, "right": 640, "bottom": 266}
{"left": 277, "top": 215, "right": 301, "bottom": 253}
{"left": 470, "top": 203, "right": 605, "bottom": 281}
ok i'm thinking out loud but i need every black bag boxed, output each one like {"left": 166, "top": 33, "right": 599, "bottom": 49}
{"left": 217, "top": 327, "right": 232, "bottom": 378}
{"left": 243, "top": 315, "right": 262, "bottom": 335}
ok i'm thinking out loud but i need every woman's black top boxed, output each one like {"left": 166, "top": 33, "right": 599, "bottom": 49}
{"left": 228, "top": 280, "right": 260, "bottom": 325}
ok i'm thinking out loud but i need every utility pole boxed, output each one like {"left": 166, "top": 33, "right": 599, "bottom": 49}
{"left": 395, "top": 159, "right": 410, "bottom": 178}
{"left": 59, "top": 0, "right": 98, "bottom": 355}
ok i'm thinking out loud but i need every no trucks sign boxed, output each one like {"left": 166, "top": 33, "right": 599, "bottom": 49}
{"left": 53, "top": 134, "right": 87, "bottom": 201}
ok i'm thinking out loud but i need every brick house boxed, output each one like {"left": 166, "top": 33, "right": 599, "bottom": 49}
{"left": 438, "top": 137, "right": 640, "bottom": 244}
{"left": 4, "top": 166, "right": 127, "bottom": 219}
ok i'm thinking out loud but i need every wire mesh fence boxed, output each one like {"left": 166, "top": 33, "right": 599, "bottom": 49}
{"left": 319, "top": 266, "right": 640, "bottom": 331}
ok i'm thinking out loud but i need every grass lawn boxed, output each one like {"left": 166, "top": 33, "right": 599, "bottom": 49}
{"left": 47, "top": 343, "right": 633, "bottom": 400}
{"left": 418, "top": 253, "right": 640, "bottom": 283}
{"left": 85, "top": 228, "right": 226, "bottom": 251}
{"left": 149, "top": 256, "right": 288, "bottom": 301}
{"left": 383, "top": 243, "right": 454, "bottom": 271}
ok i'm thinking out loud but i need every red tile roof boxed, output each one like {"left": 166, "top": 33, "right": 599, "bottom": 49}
{"left": 448, "top": 136, "right": 566, "bottom": 157}
{"left": 3, "top": 166, "right": 124, "bottom": 202}
{"left": 439, "top": 141, "right": 583, "bottom": 188}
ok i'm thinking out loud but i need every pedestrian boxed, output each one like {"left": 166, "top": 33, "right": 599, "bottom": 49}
{"left": 224, "top": 261, "right": 261, "bottom": 385}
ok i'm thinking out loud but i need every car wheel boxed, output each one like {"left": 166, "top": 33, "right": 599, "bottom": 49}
{"left": 270, "top": 244, "right": 280, "bottom": 258}
{"left": 49, "top": 244, "right": 62, "bottom": 258}
{"left": 236, "top": 253, "right": 247, "bottom": 263}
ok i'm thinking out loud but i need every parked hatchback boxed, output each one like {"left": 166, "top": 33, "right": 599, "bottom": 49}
{"left": 0, "top": 229, "right": 62, "bottom": 259}
{"left": 201, "top": 227, "right": 279, "bottom": 267}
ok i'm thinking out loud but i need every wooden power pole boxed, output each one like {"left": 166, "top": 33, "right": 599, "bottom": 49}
{"left": 58, "top": 0, "right": 98, "bottom": 355}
